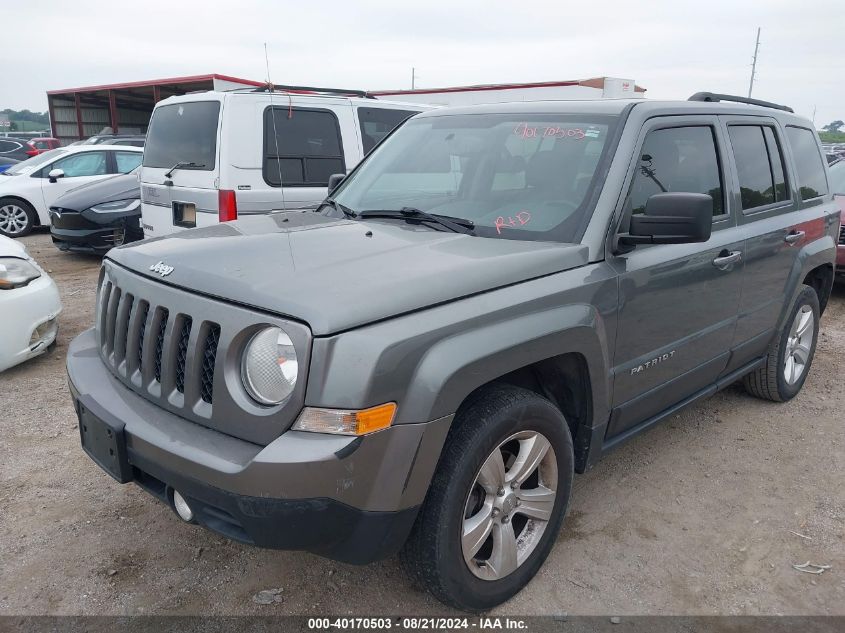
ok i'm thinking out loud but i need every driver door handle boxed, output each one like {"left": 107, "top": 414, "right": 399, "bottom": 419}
{"left": 712, "top": 250, "right": 742, "bottom": 269}
{"left": 784, "top": 230, "right": 805, "bottom": 245}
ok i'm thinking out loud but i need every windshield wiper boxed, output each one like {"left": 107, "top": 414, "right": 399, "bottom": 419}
{"left": 358, "top": 207, "right": 475, "bottom": 234}
{"left": 318, "top": 197, "right": 357, "bottom": 218}
{"left": 164, "top": 161, "right": 205, "bottom": 179}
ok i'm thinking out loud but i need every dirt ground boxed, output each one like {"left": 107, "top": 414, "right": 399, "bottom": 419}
{"left": 0, "top": 231, "right": 843, "bottom": 616}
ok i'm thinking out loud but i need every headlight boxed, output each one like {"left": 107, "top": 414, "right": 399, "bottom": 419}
{"left": 0, "top": 257, "right": 41, "bottom": 289}
{"left": 88, "top": 199, "right": 141, "bottom": 213}
{"left": 241, "top": 327, "right": 298, "bottom": 405}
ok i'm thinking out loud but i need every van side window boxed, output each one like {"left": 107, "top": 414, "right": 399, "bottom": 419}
{"left": 785, "top": 126, "right": 829, "bottom": 200}
{"left": 358, "top": 108, "right": 417, "bottom": 154}
{"left": 727, "top": 125, "right": 789, "bottom": 210}
{"left": 263, "top": 108, "right": 345, "bottom": 187}
{"left": 629, "top": 126, "right": 724, "bottom": 217}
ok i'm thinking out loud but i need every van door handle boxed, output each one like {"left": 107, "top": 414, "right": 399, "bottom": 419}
{"left": 712, "top": 250, "right": 742, "bottom": 269}
{"left": 784, "top": 230, "right": 805, "bottom": 245}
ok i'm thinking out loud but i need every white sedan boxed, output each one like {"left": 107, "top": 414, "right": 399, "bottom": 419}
{"left": 0, "top": 235, "right": 62, "bottom": 372}
{"left": 0, "top": 145, "right": 143, "bottom": 238}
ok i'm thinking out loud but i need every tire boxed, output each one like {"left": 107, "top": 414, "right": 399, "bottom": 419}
{"left": 743, "top": 284, "right": 820, "bottom": 402}
{"left": 401, "top": 385, "right": 574, "bottom": 611}
{"left": 0, "top": 198, "right": 36, "bottom": 237}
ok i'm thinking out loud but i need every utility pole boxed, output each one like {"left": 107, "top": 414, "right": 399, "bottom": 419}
{"left": 411, "top": 67, "right": 417, "bottom": 90}
{"left": 748, "top": 27, "right": 761, "bottom": 98}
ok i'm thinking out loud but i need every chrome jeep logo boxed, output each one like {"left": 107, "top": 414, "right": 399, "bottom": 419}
{"left": 149, "top": 261, "right": 174, "bottom": 277}
{"left": 631, "top": 350, "right": 676, "bottom": 375}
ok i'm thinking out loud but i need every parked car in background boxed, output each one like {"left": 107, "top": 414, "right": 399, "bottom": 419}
{"left": 140, "top": 87, "right": 429, "bottom": 237}
{"left": 29, "top": 137, "right": 62, "bottom": 154}
{"left": 50, "top": 167, "right": 142, "bottom": 254}
{"left": 0, "top": 137, "right": 43, "bottom": 161}
{"left": 0, "top": 235, "right": 61, "bottom": 372}
{"left": 828, "top": 158, "right": 845, "bottom": 279}
{"left": 0, "top": 157, "right": 20, "bottom": 174}
{"left": 0, "top": 145, "right": 143, "bottom": 237}
{"left": 70, "top": 134, "right": 146, "bottom": 147}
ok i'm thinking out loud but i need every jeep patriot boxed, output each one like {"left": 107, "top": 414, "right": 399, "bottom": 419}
{"left": 67, "top": 93, "right": 838, "bottom": 610}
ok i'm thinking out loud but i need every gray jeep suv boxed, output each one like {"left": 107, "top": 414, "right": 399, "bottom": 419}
{"left": 67, "top": 93, "right": 838, "bottom": 611}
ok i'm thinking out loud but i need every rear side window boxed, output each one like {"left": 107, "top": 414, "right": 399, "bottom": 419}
{"left": 263, "top": 107, "right": 345, "bottom": 187}
{"left": 785, "top": 126, "right": 829, "bottom": 200}
{"left": 143, "top": 101, "right": 220, "bottom": 170}
{"left": 628, "top": 126, "right": 724, "bottom": 217}
{"left": 727, "top": 125, "right": 789, "bottom": 210}
{"left": 115, "top": 151, "right": 142, "bottom": 173}
{"left": 358, "top": 107, "right": 417, "bottom": 154}
{"left": 0, "top": 140, "right": 20, "bottom": 153}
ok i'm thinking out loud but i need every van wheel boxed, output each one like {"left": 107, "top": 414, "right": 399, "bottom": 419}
{"left": 401, "top": 385, "right": 573, "bottom": 611}
{"left": 0, "top": 198, "right": 35, "bottom": 237}
{"left": 744, "top": 284, "right": 820, "bottom": 402}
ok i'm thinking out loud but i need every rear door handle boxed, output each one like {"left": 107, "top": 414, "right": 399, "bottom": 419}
{"left": 784, "top": 230, "right": 805, "bottom": 245}
{"left": 712, "top": 250, "right": 742, "bottom": 269}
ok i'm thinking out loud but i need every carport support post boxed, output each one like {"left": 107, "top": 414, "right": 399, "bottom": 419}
{"left": 74, "top": 93, "right": 84, "bottom": 140}
{"left": 108, "top": 90, "right": 119, "bottom": 134}
{"left": 48, "top": 97, "right": 58, "bottom": 140}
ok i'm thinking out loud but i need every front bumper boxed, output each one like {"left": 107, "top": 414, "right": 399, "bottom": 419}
{"left": 0, "top": 275, "right": 62, "bottom": 372}
{"left": 50, "top": 220, "right": 143, "bottom": 254}
{"left": 67, "top": 328, "right": 452, "bottom": 564}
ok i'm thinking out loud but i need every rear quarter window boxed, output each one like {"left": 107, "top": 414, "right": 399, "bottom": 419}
{"left": 143, "top": 101, "right": 220, "bottom": 171}
{"left": 785, "top": 126, "right": 828, "bottom": 200}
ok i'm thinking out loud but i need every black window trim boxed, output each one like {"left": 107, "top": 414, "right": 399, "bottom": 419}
{"left": 784, "top": 124, "right": 830, "bottom": 203}
{"left": 726, "top": 122, "right": 794, "bottom": 216}
{"left": 262, "top": 105, "right": 346, "bottom": 188}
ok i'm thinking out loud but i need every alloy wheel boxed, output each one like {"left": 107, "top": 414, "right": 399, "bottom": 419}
{"left": 783, "top": 305, "right": 814, "bottom": 385}
{"left": 461, "top": 430, "right": 558, "bottom": 581}
{"left": 0, "top": 204, "right": 29, "bottom": 235}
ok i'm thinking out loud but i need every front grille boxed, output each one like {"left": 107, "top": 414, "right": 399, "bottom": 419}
{"left": 97, "top": 277, "right": 220, "bottom": 412}
{"left": 200, "top": 325, "right": 221, "bottom": 404}
{"left": 175, "top": 317, "right": 193, "bottom": 394}
{"left": 839, "top": 224, "right": 845, "bottom": 245}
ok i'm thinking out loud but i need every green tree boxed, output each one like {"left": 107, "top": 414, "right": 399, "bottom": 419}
{"left": 822, "top": 120, "right": 844, "bottom": 133}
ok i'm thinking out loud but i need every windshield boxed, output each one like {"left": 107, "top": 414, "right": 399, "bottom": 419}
{"left": 331, "top": 113, "right": 618, "bottom": 241}
{"left": 143, "top": 101, "right": 221, "bottom": 170}
{"left": 828, "top": 160, "right": 845, "bottom": 194}
{"left": 4, "top": 148, "right": 67, "bottom": 175}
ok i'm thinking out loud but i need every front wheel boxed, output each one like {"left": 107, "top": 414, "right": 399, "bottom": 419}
{"left": 0, "top": 198, "right": 35, "bottom": 237}
{"left": 401, "top": 385, "right": 574, "bottom": 611}
{"left": 744, "top": 284, "right": 820, "bottom": 402}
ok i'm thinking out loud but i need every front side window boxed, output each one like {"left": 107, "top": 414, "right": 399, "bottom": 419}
{"left": 358, "top": 107, "right": 418, "bottom": 154}
{"left": 263, "top": 108, "right": 345, "bottom": 187}
{"left": 332, "top": 114, "right": 618, "bottom": 242}
{"left": 52, "top": 151, "right": 107, "bottom": 177}
{"left": 786, "top": 126, "right": 829, "bottom": 200}
{"left": 728, "top": 125, "right": 790, "bottom": 210}
{"left": 115, "top": 151, "right": 142, "bottom": 173}
{"left": 628, "top": 126, "right": 724, "bottom": 217}
{"left": 143, "top": 101, "right": 220, "bottom": 170}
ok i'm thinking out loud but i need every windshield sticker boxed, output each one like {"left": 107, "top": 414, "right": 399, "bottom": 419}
{"left": 584, "top": 127, "right": 601, "bottom": 139}
{"left": 512, "top": 123, "right": 586, "bottom": 140}
{"left": 495, "top": 210, "right": 532, "bottom": 234}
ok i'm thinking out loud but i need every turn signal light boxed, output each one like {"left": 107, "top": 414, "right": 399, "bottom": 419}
{"left": 292, "top": 403, "right": 397, "bottom": 436}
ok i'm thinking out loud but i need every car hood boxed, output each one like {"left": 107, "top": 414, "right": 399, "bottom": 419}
{"left": 0, "top": 234, "right": 28, "bottom": 258}
{"left": 52, "top": 172, "right": 140, "bottom": 212}
{"left": 107, "top": 212, "right": 589, "bottom": 335}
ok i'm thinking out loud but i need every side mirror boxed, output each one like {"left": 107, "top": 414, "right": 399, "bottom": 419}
{"left": 48, "top": 168, "right": 65, "bottom": 183}
{"left": 619, "top": 192, "right": 713, "bottom": 246}
{"left": 327, "top": 173, "right": 345, "bottom": 193}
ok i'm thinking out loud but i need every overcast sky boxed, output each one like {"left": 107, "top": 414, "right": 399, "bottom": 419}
{"left": 5, "top": 0, "right": 843, "bottom": 127}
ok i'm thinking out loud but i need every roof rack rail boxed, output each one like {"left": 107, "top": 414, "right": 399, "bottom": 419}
{"left": 688, "top": 92, "right": 793, "bottom": 113}
{"left": 230, "top": 83, "right": 372, "bottom": 98}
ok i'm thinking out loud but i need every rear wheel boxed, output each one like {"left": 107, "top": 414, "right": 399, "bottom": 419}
{"left": 0, "top": 198, "right": 35, "bottom": 237}
{"left": 401, "top": 385, "right": 573, "bottom": 611}
{"left": 744, "top": 284, "right": 820, "bottom": 402}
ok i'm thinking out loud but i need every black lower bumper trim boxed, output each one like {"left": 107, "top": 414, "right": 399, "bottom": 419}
{"left": 128, "top": 451, "right": 419, "bottom": 565}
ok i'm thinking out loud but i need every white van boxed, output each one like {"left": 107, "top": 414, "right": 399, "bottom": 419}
{"left": 140, "top": 88, "right": 428, "bottom": 237}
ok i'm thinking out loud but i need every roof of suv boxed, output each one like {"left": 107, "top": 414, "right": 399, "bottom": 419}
{"left": 413, "top": 98, "right": 811, "bottom": 125}
{"left": 156, "top": 90, "right": 432, "bottom": 110}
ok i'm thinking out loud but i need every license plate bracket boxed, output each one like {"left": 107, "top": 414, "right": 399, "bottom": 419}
{"left": 172, "top": 201, "right": 196, "bottom": 228}
{"left": 78, "top": 404, "right": 132, "bottom": 483}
